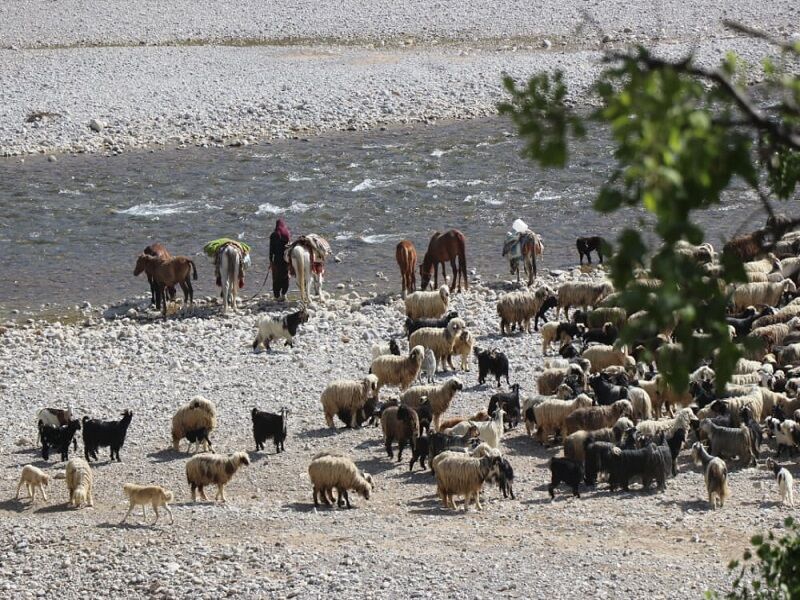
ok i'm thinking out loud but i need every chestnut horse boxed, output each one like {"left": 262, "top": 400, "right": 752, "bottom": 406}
{"left": 395, "top": 240, "right": 417, "bottom": 298}
{"left": 420, "top": 229, "right": 468, "bottom": 292}
{"left": 143, "top": 243, "right": 175, "bottom": 308}
{"left": 133, "top": 254, "right": 197, "bottom": 319}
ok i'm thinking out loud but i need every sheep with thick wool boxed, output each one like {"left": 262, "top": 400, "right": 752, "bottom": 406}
{"left": 581, "top": 345, "right": 635, "bottom": 373}
{"left": 321, "top": 375, "right": 379, "bottom": 429}
{"left": 308, "top": 453, "right": 373, "bottom": 508}
{"left": 557, "top": 281, "right": 614, "bottom": 319}
{"left": 699, "top": 420, "right": 755, "bottom": 466}
{"left": 172, "top": 396, "right": 217, "bottom": 452}
{"left": 564, "top": 400, "right": 633, "bottom": 436}
{"left": 408, "top": 319, "right": 466, "bottom": 372}
{"left": 185, "top": 451, "right": 250, "bottom": 502}
{"left": 626, "top": 386, "right": 653, "bottom": 421}
{"left": 533, "top": 394, "right": 594, "bottom": 444}
{"left": 582, "top": 307, "right": 628, "bottom": 330}
{"left": 692, "top": 442, "right": 730, "bottom": 509}
{"left": 496, "top": 286, "right": 553, "bottom": 334}
{"left": 775, "top": 344, "right": 800, "bottom": 367}
{"left": 434, "top": 452, "right": 504, "bottom": 511}
{"left": 370, "top": 345, "right": 425, "bottom": 391}
{"left": 404, "top": 285, "right": 450, "bottom": 320}
{"left": 743, "top": 254, "right": 781, "bottom": 274}
{"left": 65, "top": 458, "right": 93, "bottom": 508}
{"left": 563, "top": 417, "right": 631, "bottom": 462}
{"left": 709, "top": 392, "right": 765, "bottom": 425}
{"left": 540, "top": 321, "right": 560, "bottom": 354}
{"left": 731, "top": 280, "right": 796, "bottom": 312}
{"left": 448, "top": 330, "right": 474, "bottom": 371}
{"left": 636, "top": 407, "right": 698, "bottom": 439}
{"left": 16, "top": 465, "right": 49, "bottom": 502}
{"left": 400, "top": 378, "right": 463, "bottom": 431}
{"left": 752, "top": 302, "right": 800, "bottom": 329}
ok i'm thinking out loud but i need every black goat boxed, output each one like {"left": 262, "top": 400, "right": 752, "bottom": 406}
{"left": 184, "top": 427, "right": 214, "bottom": 453}
{"left": 655, "top": 428, "right": 686, "bottom": 476}
{"left": 556, "top": 322, "right": 582, "bottom": 344}
{"left": 405, "top": 311, "right": 459, "bottom": 338}
{"left": 559, "top": 342, "right": 581, "bottom": 359}
{"left": 474, "top": 348, "right": 510, "bottom": 387}
{"left": 576, "top": 236, "right": 605, "bottom": 265}
{"left": 40, "top": 419, "right": 81, "bottom": 462}
{"left": 252, "top": 407, "right": 288, "bottom": 453}
{"left": 534, "top": 296, "right": 558, "bottom": 331}
{"left": 489, "top": 457, "right": 515, "bottom": 499}
{"left": 740, "top": 406, "right": 763, "bottom": 458}
{"left": 488, "top": 384, "right": 521, "bottom": 430}
{"left": 607, "top": 443, "right": 666, "bottom": 492}
{"left": 689, "top": 379, "right": 716, "bottom": 409}
{"left": 82, "top": 409, "right": 133, "bottom": 462}
{"left": 428, "top": 431, "right": 476, "bottom": 470}
{"left": 409, "top": 433, "right": 429, "bottom": 471}
{"left": 415, "top": 399, "right": 433, "bottom": 435}
{"left": 588, "top": 374, "right": 628, "bottom": 406}
{"left": 548, "top": 457, "right": 583, "bottom": 498}
{"left": 582, "top": 322, "right": 618, "bottom": 347}
{"left": 584, "top": 440, "right": 616, "bottom": 486}
{"left": 367, "top": 398, "right": 397, "bottom": 427}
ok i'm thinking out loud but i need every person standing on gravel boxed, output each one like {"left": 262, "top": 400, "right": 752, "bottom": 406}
{"left": 270, "top": 218, "right": 291, "bottom": 300}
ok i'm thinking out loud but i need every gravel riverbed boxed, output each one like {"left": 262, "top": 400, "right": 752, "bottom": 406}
{"left": 1, "top": 269, "right": 796, "bottom": 599}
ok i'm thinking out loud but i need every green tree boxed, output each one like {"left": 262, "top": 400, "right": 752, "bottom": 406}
{"left": 498, "top": 23, "right": 800, "bottom": 392}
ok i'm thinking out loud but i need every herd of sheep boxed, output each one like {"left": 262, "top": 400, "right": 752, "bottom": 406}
{"left": 15, "top": 228, "right": 800, "bottom": 519}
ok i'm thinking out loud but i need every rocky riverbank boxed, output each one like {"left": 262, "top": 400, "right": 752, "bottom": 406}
{"left": 0, "top": 268, "right": 792, "bottom": 598}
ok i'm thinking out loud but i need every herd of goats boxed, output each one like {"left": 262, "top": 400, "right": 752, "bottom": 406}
{"left": 15, "top": 222, "right": 800, "bottom": 520}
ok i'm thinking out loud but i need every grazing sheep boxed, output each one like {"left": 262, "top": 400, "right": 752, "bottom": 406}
{"left": 496, "top": 286, "right": 554, "bottom": 334}
{"left": 408, "top": 319, "right": 466, "bottom": 372}
{"left": 564, "top": 400, "right": 633, "bottom": 436}
{"left": 582, "top": 345, "right": 635, "bottom": 373}
{"left": 15, "top": 465, "right": 49, "bottom": 502}
{"left": 488, "top": 384, "right": 521, "bottom": 430}
{"left": 172, "top": 396, "right": 217, "bottom": 452}
{"left": 82, "top": 409, "right": 134, "bottom": 463}
{"left": 699, "top": 420, "right": 755, "bottom": 466}
{"left": 674, "top": 240, "right": 715, "bottom": 264}
{"left": 321, "top": 375, "right": 380, "bottom": 429}
{"left": 405, "top": 285, "right": 450, "bottom": 320}
{"left": 36, "top": 406, "right": 74, "bottom": 448}
{"left": 251, "top": 407, "right": 288, "bottom": 452}
{"left": 549, "top": 457, "right": 583, "bottom": 498}
{"left": 400, "top": 378, "right": 463, "bottom": 431}
{"left": 448, "top": 330, "right": 474, "bottom": 371}
{"left": 370, "top": 339, "right": 401, "bottom": 360}
{"left": 404, "top": 311, "right": 459, "bottom": 338}
{"left": 438, "top": 410, "right": 489, "bottom": 431}
{"left": 607, "top": 444, "right": 667, "bottom": 492}
{"left": 626, "top": 386, "right": 653, "bottom": 421}
{"left": 308, "top": 453, "right": 373, "bottom": 508}
{"left": 533, "top": 394, "right": 594, "bottom": 444}
{"left": 418, "top": 348, "right": 437, "bottom": 383}
{"left": 370, "top": 345, "right": 425, "bottom": 391}
{"left": 434, "top": 453, "right": 504, "bottom": 510}
{"left": 731, "top": 280, "right": 796, "bottom": 312}
{"left": 381, "top": 405, "right": 420, "bottom": 462}
{"left": 692, "top": 442, "right": 730, "bottom": 509}
{"left": 557, "top": 281, "right": 614, "bottom": 320}
{"left": 121, "top": 484, "right": 174, "bottom": 524}
{"left": 766, "top": 458, "right": 795, "bottom": 507}
{"left": 636, "top": 407, "right": 698, "bottom": 440}
{"left": 185, "top": 452, "right": 250, "bottom": 502}
{"left": 474, "top": 348, "right": 511, "bottom": 387}
{"left": 65, "top": 458, "right": 93, "bottom": 508}
{"left": 252, "top": 308, "right": 309, "bottom": 351}
{"left": 40, "top": 419, "right": 81, "bottom": 462}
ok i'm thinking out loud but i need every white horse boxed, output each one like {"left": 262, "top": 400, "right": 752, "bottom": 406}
{"left": 219, "top": 244, "right": 241, "bottom": 314}
{"left": 289, "top": 244, "right": 312, "bottom": 304}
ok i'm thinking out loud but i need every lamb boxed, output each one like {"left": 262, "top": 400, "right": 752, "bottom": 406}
{"left": 172, "top": 396, "right": 217, "bottom": 452}
{"left": 548, "top": 457, "right": 583, "bottom": 498}
{"left": 65, "top": 458, "right": 94, "bottom": 508}
{"left": 418, "top": 348, "right": 437, "bottom": 383}
{"left": 606, "top": 444, "right": 666, "bottom": 492}
{"left": 699, "top": 420, "right": 755, "bottom": 466}
{"left": 370, "top": 338, "right": 401, "bottom": 360}
{"left": 251, "top": 407, "right": 288, "bottom": 452}
{"left": 564, "top": 400, "right": 633, "bottom": 436}
{"left": 183, "top": 428, "right": 214, "bottom": 453}
{"left": 474, "top": 348, "right": 511, "bottom": 387}
{"left": 557, "top": 281, "right": 614, "bottom": 319}
{"left": 408, "top": 319, "right": 466, "bottom": 372}
{"left": 381, "top": 405, "right": 420, "bottom": 462}
{"left": 308, "top": 453, "right": 373, "bottom": 509}
{"left": 533, "top": 394, "right": 594, "bottom": 444}
{"left": 370, "top": 345, "right": 425, "bottom": 391}
{"left": 442, "top": 420, "right": 481, "bottom": 436}
{"left": 82, "top": 409, "right": 133, "bottom": 463}
{"left": 15, "top": 465, "right": 49, "bottom": 502}
{"left": 185, "top": 452, "right": 250, "bottom": 502}
{"left": 472, "top": 408, "right": 505, "bottom": 449}
{"left": 404, "top": 310, "right": 459, "bottom": 338}
{"left": 409, "top": 433, "right": 430, "bottom": 471}
{"left": 404, "top": 285, "right": 450, "bottom": 320}
{"left": 636, "top": 407, "right": 698, "bottom": 439}
{"left": 252, "top": 308, "right": 309, "bottom": 351}
{"left": 731, "top": 280, "right": 796, "bottom": 312}
{"left": 321, "top": 375, "right": 380, "bottom": 429}
{"left": 448, "top": 330, "right": 474, "bottom": 371}
{"left": 434, "top": 453, "right": 504, "bottom": 510}
{"left": 581, "top": 344, "right": 635, "bottom": 373}
{"left": 766, "top": 458, "right": 795, "bottom": 507}
{"left": 626, "top": 386, "right": 653, "bottom": 421}
{"left": 121, "top": 484, "right": 174, "bottom": 524}
{"left": 582, "top": 322, "right": 619, "bottom": 347}
{"left": 691, "top": 442, "right": 730, "bottom": 509}
{"left": 496, "top": 286, "right": 554, "bottom": 334}
{"left": 488, "top": 384, "right": 521, "bottom": 430}
{"left": 400, "top": 378, "right": 463, "bottom": 431}
{"left": 36, "top": 406, "right": 74, "bottom": 448}
{"left": 39, "top": 419, "right": 81, "bottom": 462}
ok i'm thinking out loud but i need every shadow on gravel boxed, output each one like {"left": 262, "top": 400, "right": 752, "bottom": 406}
{"left": 7, "top": 458, "right": 53, "bottom": 469}
{"left": 296, "top": 427, "right": 338, "bottom": 440}
{"left": 353, "top": 438, "right": 382, "bottom": 450}
{"left": 35, "top": 502, "right": 76, "bottom": 514}
{"left": 284, "top": 501, "right": 365, "bottom": 513}
{"left": 147, "top": 449, "right": 187, "bottom": 463}
{"left": 9, "top": 447, "right": 39, "bottom": 456}
{"left": 355, "top": 456, "right": 398, "bottom": 475}
{"left": 0, "top": 499, "right": 35, "bottom": 513}
{"left": 392, "top": 469, "right": 434, "bottom": 485}
{"left": 658, "top": 498, "right": 711, "bottom": 512}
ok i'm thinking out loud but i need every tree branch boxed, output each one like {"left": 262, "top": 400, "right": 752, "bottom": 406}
{"left": 723, "top": 20, "right": 800, "bottom": 54}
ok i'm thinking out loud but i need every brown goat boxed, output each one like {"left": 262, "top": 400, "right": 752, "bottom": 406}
{"left": 134, "top": 254, "right": 197, "bottom": 318}
{"left": 437, "top": 410, "right": 490, "bottom": 431}
{"left": 723, "top": 229, "right": 768, "bottom": 262}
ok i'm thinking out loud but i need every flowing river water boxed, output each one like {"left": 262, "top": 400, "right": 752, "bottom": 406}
{"left": 0, "top": 117, "right": 762, "bottom": 319}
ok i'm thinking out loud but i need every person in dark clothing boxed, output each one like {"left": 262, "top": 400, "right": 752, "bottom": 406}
{"left": 269, "top": 219, "right": 291, "bottom": 300}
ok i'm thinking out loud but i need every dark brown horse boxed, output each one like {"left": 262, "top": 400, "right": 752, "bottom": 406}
{"left": 420, "top": 229, "right": 468, "bottom": 292}
{"left": 143, "top": 243, "right": 175, "bottom": 308}
{"left": 134, "top": 254, "right": 197, "bottom": 319}
{"left": 395, "top": 240, "right": 417, "bottom": 298}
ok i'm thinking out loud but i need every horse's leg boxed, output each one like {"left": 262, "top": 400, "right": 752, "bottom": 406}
{"left": 179, "top": 281, "right": 189, "bottom": 311}
{"left": 159, "top": 284, "right": 168, "bottom": 320}
{"left": 449, "top": 257, "right": 458, "bottom": 292}
{"left": 231, "top": 251, "right": 240, "bottom": 312}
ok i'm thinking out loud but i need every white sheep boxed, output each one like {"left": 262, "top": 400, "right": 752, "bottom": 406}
{"left": 370, "top": 339, "right": 400, "bottom": 360}
{"left": 408, "top": 319, "right": 466, "bottom": 372}
{"left": 370, "top": 345, "right": 425, "bottom": 391}
{"left": 636, "top": 407, "right": 698, "bottom": 439}
{"left": 185, "top": 452, "right": 250, "bottom": 502}
{"left": 533, "top": 394, "right": 594, "bottom": 444}
{"left": 16, "top": 465, "right": 49, "bottom": 502}
{"left": 404, "top": 285, "right": 450, "bottom": 320}
{"left": 320, "top": 374, "right": 379, "bottom": 429}
{"left": 581, "top": 344, "right": 635, "bottom": 373}
{"left": 540, "top": 321, "right": 560, "bottom": 354}
{"left": 171, "top": 396, "right": 217, "bottom": 452}
{"left": 557, "top": 281, "right": 614, "bottom": 319}
{"left": 692, "top": 442, "right": 729, "bottom": 510}
{"left": 400, "top": 378, "right": 463, "bottom": 431}
{"left": 434, "top": 452, "right": 504, "bottom": 511}
{"left": 743, "top": 253, "right": 781, "bottom": 274}
{"left": 418, "top": 348, "right": 437, "bottom": 383}
{"left": 731, "top": 280, "right": 796, "bottom": 312}
{"left": 470, "top": 442, "right": 502, "bottom": 458}
{"left": 496, "top": 286, "right": 554, "bottom": 334}
{"left": 626, "top": 386, "right": 652, "bottom": 421}
{"left": 65, "top": 458, "right": 93, "bottom": 508}
{"left": 308, "top": 453, "right": 373, "bottom": 508}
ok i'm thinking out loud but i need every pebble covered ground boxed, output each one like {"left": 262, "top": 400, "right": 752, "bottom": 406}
{"left": 1, "top": 268, "right": 797, "bottom": 599}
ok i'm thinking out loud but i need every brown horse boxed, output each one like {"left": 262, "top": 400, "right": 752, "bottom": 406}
{"left": 143, "top": 243, "right": 175, "bottom": 308}
{"left": 395, "top": 240, "right": 417, "bottom": 298}
{"left": 133, "top": 254, "right": 197, "bottom": 319}
{"left": 420, "top": 229, "right": 468, "bottom": 292}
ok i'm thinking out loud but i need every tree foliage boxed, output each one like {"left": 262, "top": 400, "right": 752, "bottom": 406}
{"left": 499, "top": 30, "right": 800, "bottom": 392}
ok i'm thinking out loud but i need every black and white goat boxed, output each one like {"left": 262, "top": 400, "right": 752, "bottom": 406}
{"left": 766, "top": 458, "right": 795, "bottom": 507}
{"left": 404, "top": 311, "right": 459, "bottom": 338}
{"left": 588, "top": 373, "right": 628, "bottom": 406}
{"left": 251, "top": 407, "right": 288, "bottom": 453}
{"left": 82, "top": 409, "right": 134, "bottom": 462}
{"left": 252, "top": 309, "right": 309, "bottom": 351}
{"left": 40, "top": 419, "right": 81, "bottom": 462}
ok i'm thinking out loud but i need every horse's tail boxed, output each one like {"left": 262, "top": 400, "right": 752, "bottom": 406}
{"left": 190, "top": 259, "right": 198, "bottom": 281}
